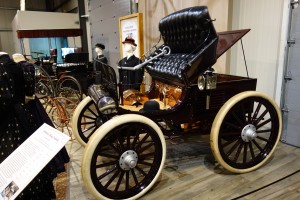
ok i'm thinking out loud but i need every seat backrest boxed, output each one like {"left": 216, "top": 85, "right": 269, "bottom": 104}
{"left": 64, "top": 52, "right": 89, "bottom": 63}
{"left": 146, "top": 6, "right": 218, "bottom": 85}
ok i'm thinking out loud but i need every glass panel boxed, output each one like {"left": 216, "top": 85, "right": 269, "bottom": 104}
{"left": 29, "top": 37, "right": 68, "bottom": 63}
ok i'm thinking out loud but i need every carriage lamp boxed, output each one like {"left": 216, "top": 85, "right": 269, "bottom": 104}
{"left": 197, "top": 75, "right": 206, "bottom": 90}
{"left": 88, "top": 84, "right": 116, "bottom": 114}
{"left": 197, "top": 69, "right": 217, "bottom": 90}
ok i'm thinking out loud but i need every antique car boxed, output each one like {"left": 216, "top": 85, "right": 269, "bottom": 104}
{"left": 71, "top": 6, "right": 282, "bottom": 200}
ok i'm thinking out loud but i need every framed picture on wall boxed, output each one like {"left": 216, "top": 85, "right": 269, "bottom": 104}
{"left": 119, "top": 13, "right": 144, "bottom": 59}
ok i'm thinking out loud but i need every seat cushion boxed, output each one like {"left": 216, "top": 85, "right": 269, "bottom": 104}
{"left": 145, "top": 6, "right": 218, "bottom": 85}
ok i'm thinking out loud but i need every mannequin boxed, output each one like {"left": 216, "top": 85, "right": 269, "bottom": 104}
{"left": 94, "top": 43, "right": 108, "bottom": 84}
{"left": 12, "top": 53, "right": 35, "bottom": 103}
{"left": 95, "top": 43, "right": 108, "bottom": 64}
{"left": 1, "top": 52, "right": 69, "bottom": 199}
{"left": 118, "top": 37, "right": 143, "bottom": 91}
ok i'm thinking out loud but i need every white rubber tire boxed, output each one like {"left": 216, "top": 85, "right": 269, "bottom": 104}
{"left": 71, "top": 96, "right": 93, "bottom": 147}
{"left": 82, "top": 114, "right": 166, "bottom": 200}
{"left": 210, "top": 91, "right": 282, "bottom": 173}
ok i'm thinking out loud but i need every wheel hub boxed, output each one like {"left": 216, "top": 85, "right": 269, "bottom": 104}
{"left": 241, "top": 124, "right": 257, "bottom": 142}
{"left": 95, "top": 117, "right": 103, "bottom": 127}
{"left": 119, "top": 150, "right": 138, "bottom": 170}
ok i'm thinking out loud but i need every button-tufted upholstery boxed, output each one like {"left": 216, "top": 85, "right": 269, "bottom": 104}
{"left": 145, "top": 6, "right": 218, "bottom": 85}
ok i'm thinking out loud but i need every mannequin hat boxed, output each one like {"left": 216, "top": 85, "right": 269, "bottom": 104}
{"left": 95, "top": 43, "right": 105, "bottom": 50}
{"left": 122, "top": 37, "right": 137, "bottom": 46}
{"left": 0, "top": 52, "right": 8, "bottom": 56}
{"left": 12, "top": 53, "right": 26, "bottom": 63}
{"left": 0, "top": 52, "right": 9, "bottom": 60}
{"left": 139, "top": 100, "right": 160, "bottom": 113}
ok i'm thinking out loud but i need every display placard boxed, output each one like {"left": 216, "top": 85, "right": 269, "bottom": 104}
{"left": 0, "top": 124, "right": 70, "bottom": 200}
{"left": 119, "top": 13, "right": 144, "bottom": 59}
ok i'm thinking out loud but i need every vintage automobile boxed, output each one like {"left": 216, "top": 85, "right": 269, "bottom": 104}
{"left": 71, "top": 6, "right": 282, "bottom": 200}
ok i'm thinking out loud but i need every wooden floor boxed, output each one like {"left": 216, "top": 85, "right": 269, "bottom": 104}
{"left": 64, "top": 133, "right": 300, "bottom": 200}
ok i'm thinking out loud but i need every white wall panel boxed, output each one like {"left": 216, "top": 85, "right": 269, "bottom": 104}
{"left": 230, "top": 0, "right": 285, "bottom": 100}
{"left": 15, "top": 11, "right": 80, "bottom": 30}
{"left": 88, "top": 0, "right": 130, "bottom": 68}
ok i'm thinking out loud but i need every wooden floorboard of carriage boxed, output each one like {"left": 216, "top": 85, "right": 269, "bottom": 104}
{"left": 65, "top": 133, "right": 300, "bottom": 200}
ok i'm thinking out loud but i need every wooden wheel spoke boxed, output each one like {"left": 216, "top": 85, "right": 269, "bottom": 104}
{"left": 135, "top": 165, "right": 148, "bottom": 177}
{"left": 104, "top": 139, "right": 121, "bottom": 154}
{"left": 256, "top": 136, "right": 269, "bottom": 143}
{"left": 82, "top": 114, "right": 97, "bottom": 120}
{"left": 221, "top": 138, "right": 239, "bottom": 148}
{"left": 113, "top": 125, "right": 131, "bottom": 151}
{"left": 96, "top": 161, "right": 118, "bottom": 168}
{"left": 254, "top": 109, "right": 268, "bottom": 126}
{"left": 139, "top": 152, "right": 155, "bottom": 159}
{"left": 256, "top": 118, "right": 272, "bottom": 129}
{"left": 233, "top": 142, "right": 244, "bottom": 162}
{"left": 249, "top": 142, "right": 255, "bottom": 159}
{"left": 131, "top": 133, "right": 140, "bottom": 149}
{"left": 98, "top": 152, "right": 119, "bottom": 159}
{"left": 86, "top": 129, "right": 97, "bottom": 139}
{"left": 135, "top": 133, "right": 150, "bottom": 150}
{"left": 138, "top": 142, "right": 154, "bottom": 154}
{"left": 231, "top": 111, "right": 245, "bottom": 127}
{"left": 127, "top": 134, "right": 131, "bottom": 149}
{"left": 126, "top": 171, "right": 130, "bottom": 190}
{"left": 83, "top": 124, "right": 97, "bottom": 134}
{"left": 256, "top": 129, "right": 271, "bottom": 133}
{"left": 243, "top": 143, "right": 248, "bottom": 164}
{"left": 114, "top": 171, "right": 125, "bottom": 192}
{"left": 226, "top": 139, "right": 241, "bottom": 157}
{"left": 224, "top": 121, "right": 241, "bottom": 131}
{"left": 252, "top": 139, "right": 263, "bottom": 151}
{"left": 252, "top": 102, "right": 262, "bottom": 121}
{"left": 131, "top": 169, "right": 139, "bottom": 185}
{"left": 87, "top": 107, "right": 98, "bottom": 117}
{"left": 116, "top": 135, "right": 125, "bottom": 152}
{"left": 81, "top": 120, "right": 96, "bottom": 125}
{"left": 138, "top": 161, "right": 153, "bottom": 167}
{"left": 240, "top": 104, "right": 247, "bottom": 124}
{"left": 98, "top": 165, "right": 117, "bottom": 180}
{"left": 104, "top": 169, "right": 121, "bottom": 189}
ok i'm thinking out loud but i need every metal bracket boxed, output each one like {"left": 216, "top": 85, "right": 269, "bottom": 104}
{"left": 281, "top": 107, "right": 289, "bottom": 113}
{"left": 287, "top": 39, "right": 296, "bottom": 46}
{"left": 284, "top": 71, "right": 293, "bottom": 81}
{"left": 284, "top": 75, "right": 293, "bottom": 81}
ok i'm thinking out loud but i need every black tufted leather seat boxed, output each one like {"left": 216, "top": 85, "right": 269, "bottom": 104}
{"left": 145, "top": 6, "right": 218, "bottom": 85}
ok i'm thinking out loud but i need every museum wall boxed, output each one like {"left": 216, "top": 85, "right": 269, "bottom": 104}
{"left": 86, "top": 0, "right": 132, "bottom": 68}
{"left": 0, "top": 0, "right": 77, "bottom": 55}
{"left": 0, "top": 0, "right": 46, "bottom": 55}
{"left": 229, "top": 0, "right": 286, "bottom": 101}
{"left": 138, "top": 0, "right": 230, "bottom": 73}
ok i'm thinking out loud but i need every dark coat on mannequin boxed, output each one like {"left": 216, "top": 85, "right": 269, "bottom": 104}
{"left": 97, "top": 54, "right": 108, "bottom": 64}
{"left": 0, "top": 53, "right": 69, "bottom": 199}
{"left": 118, "top": 54, "right": 143, "bottom": 91}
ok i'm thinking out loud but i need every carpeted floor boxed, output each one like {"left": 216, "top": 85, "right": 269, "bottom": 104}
{"left": 53, "top": 163, "right": 69, "bottom": 200}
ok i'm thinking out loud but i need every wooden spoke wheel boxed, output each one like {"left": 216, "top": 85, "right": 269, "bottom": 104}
{"left": 71, "top": 96, "right": 115, "bottom": 146}
{"left": 82, "top": 114, "right": 166, "bottom": 200}
{"left": 210, "top": 91, "right": 282, "bottom": 173}
{"left": 47, "top": 97, "right": 77, "bottom": 128}
{"left": 56, "top": 75, "right": 83, "bottom": 104}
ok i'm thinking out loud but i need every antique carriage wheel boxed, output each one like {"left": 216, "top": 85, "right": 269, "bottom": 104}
{"left": 35, "top": 81, "right": 51, "bottom": 104}
{"left": 210, "top": 91, "right": 282, "bottom": 173}
{"left": 71, "top": 96, "right": 114, "bottom": 146}
{"left": 56, "top": 75, "right": 83, "bottom": 104}
{"left": 82, "top": 114, "right": 166, "bottom": 200}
